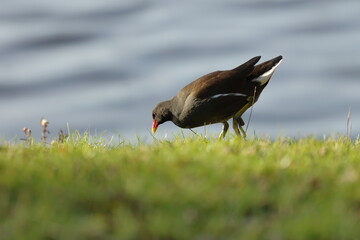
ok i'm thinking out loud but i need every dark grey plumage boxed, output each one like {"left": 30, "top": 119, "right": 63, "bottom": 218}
{"left": 152, "top": 55, "right": 283, "bottom": 138}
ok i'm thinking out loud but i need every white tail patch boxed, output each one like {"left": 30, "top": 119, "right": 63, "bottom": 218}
{"left": 252, "top": 59, "right": 282, "bottom": 86}
{"left": 210, "top": 93, "right": 247, "bottom": 99}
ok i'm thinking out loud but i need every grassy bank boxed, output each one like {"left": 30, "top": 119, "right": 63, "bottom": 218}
{"left": 0, "top": 135, "right": 360, "bottom": 239}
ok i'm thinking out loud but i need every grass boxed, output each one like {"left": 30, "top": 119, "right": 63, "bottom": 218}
{"left": 1, "top": 133, "right": 360, "bottom": 240}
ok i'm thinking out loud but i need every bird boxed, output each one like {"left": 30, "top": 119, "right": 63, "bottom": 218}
{"left": 152, "top": 55, "right": 283, "bottom": 138}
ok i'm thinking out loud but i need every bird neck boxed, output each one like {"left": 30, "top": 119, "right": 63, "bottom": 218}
{"left": 156, "top": 99, "right": 175, "bottom": 123}
{"left": 161, "top": 98, "right": 183, "bottom": 126}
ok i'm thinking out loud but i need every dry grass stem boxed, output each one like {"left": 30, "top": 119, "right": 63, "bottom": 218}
{"left": 346, "top": 107, "right": 352, "bottom": 140}
{"left": 245, "top": 86, "right": 257, "bottom": 134}
{"left": 40, "top": 117, "right": 50, "bottom": 144}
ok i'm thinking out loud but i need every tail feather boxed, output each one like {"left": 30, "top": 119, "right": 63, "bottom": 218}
{"left": 250, "top": 55, "right": 282, "bottom": 85}
{"left": 231, "top": 56, "right": 261, "bottom": 76}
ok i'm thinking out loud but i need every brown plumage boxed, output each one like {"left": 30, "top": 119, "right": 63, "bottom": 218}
{"left": 152, "top": 55, "right": 283, "bottom": 138}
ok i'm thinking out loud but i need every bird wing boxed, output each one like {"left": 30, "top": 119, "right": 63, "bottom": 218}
{"left": 183, "top": 56, "right": 261, "bottom": 99}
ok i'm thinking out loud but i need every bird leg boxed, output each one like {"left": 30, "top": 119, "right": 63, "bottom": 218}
{"left": 233, "top": 117, "right": 246, "bottom": 138}
{"left": 219, "top": 121, "right": 229, "bottom": 139}
{"left": 237, "top": 117, "right": 247, "bottom": 138}
{"left": 234, "top": 101, "right": 252, "bottom": 120}
{"left": 238, "top": 117, "right": 245, "bottom": 126}
{"left": 232, "top": 118, "right": 241, "bottom": 136}
{"left": 232, "top": 96, "right": 255, "bottom": 138}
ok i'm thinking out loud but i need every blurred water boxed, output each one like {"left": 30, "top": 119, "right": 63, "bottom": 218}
{"left": 0, "top": 0, "right": 359, "bottom": 141}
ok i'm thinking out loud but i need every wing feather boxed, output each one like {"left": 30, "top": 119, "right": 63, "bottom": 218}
{"left": 180, "top": 56, "right": 261, "bottom": 99}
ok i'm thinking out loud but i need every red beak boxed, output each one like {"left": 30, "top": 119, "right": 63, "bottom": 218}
{"left": 152, "top": 119, "right": 158, "bottom": 133}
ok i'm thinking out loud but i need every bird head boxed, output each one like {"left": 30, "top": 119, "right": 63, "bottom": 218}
{"left": 152, "top": 101, "right": 172, "bottom": 133}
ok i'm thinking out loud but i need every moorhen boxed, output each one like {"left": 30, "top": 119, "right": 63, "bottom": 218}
{"left": 152, "top": 55, "right": 282, "bottom": 138}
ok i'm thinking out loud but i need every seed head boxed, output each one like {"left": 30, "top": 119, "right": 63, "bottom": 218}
{"left": 40, "top": 118, "right": 49, "bottom": 127}
{"left": 22, "top": 127, "right": 31, "bottom": 137}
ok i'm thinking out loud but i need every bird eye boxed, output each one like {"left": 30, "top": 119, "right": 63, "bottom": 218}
{"left": 152, "top": 113, "right": 155, "bottom": 119}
